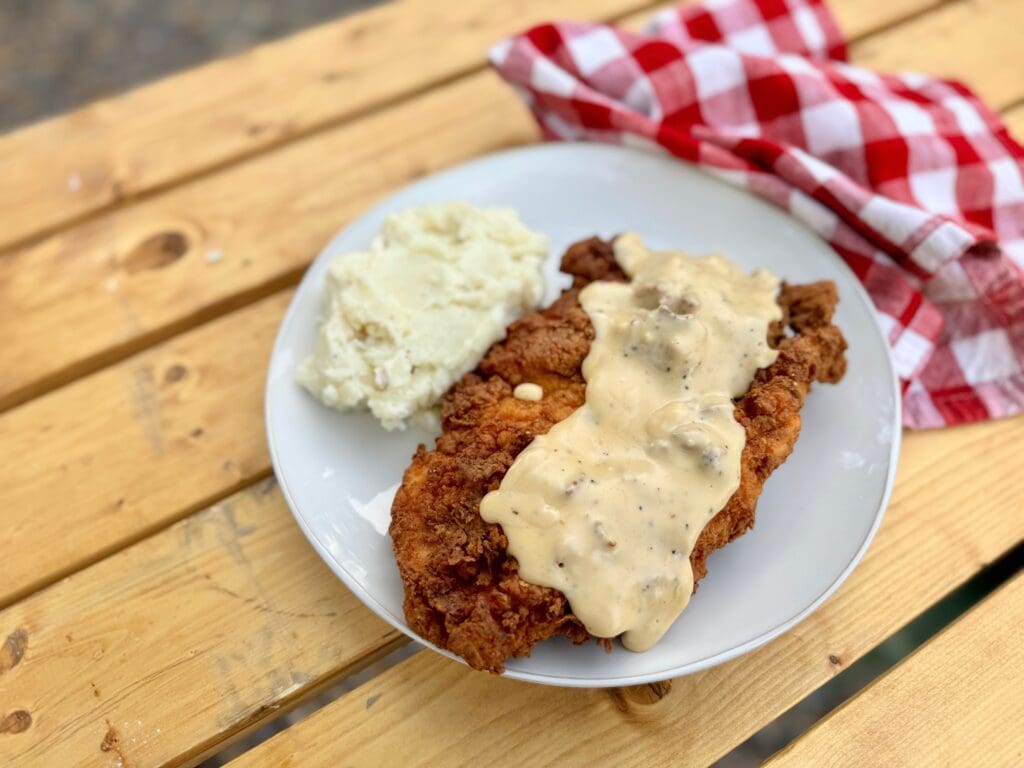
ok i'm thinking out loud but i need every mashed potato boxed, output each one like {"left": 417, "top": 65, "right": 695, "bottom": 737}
{"left": 297, "top": 203, "right": 547, "bottom": 430}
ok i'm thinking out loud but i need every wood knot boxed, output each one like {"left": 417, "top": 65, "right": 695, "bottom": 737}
{"left": 0, "top": 628, "right": 28, "bottom": 674}
{"left": 0, "top": 710, "right": 32, "bottom": 734}
{"left": 164, "top": 364, "right": 188, "bottom": 383}
{"left": 608, "top": 679, "right": 673, "bottom": 712}
{"left": 124, "top": 232, "right": 189, "bottom": 273}
{"left": 100, "top": 720, "right": 129, "bottom": 764}
{"left": 100, "top": 725, "right": 119, "bottom": 752}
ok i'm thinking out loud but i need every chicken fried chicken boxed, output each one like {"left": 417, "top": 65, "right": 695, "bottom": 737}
{"left": 389, "top": 237, "right": 847, "bottom": 673}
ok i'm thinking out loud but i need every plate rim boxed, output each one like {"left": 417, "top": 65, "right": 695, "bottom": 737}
{"left": 265, "top": 141, "right": 902, "bottom": 687}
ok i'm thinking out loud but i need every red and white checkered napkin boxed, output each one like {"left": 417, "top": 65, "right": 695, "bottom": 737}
{"left": 491, "top": 0, "right": 1024, "bottom": 427}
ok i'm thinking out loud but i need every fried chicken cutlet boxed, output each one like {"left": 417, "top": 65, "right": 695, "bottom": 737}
{"left": 389, "top": 237, "right": 847, "bottom": 674}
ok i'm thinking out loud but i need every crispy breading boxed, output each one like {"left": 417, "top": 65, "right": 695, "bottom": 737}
{"left": 389, "top": 237, "right": 847, "bottom": 673}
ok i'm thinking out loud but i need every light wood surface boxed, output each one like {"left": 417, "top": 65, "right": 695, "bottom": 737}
{"left": 767, "top": 572, "right": 1024, "bottom": 768}
{"left": 0, "top": 481, "right": 402, "bottom": 768}
{"left": 829, "top": 0, "right": 947, "bottom": 40}
{"left": 0, "top": 0, "right": 657, "bottom": 254}
{"left": 1, "top": 0, "right": 1022, "bottom": 765}
{"left": 223, "top": 416, "right": 1024, "bottom": 768}
{"left": 0, "top": 292, "right": 290, "bottom": 607}
{"left": 4, "top": 0, "right": 991, "bottom": 602}
{"left": 0, "top": 0, "right": 955, "bottom": 417}
{"left": 0, "top": 72, "right": 537, "bottom": 412}
{"left": 4, "top": 413, "right": 1022, "bottom": 768}
{"left": 0, "top": 0, "right": 941, "bottom": 259}
{"left": 5, "top": 0, "right": 1021, "bottom": 611}
{"left": 1, "top": 0, "right": 1014, "bottom": 413}
{"left": 851, "top": 0, "right": 1024, "bottom": 109}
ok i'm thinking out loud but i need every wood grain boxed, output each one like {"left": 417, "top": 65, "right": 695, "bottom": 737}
{"left": 0, "top": 292, "right": 291, "bottom": 607}
{"left": 0, "top": 72, "right": 538, "bottom": 413}
{"left": 0, "top": 480, "right": 403, "bottom": 768}
{"left": 766, "top": 572, "right": 1024, "bottom": 767}
{"left": 224, "top": 415, "right": 1024, "bottom": 768}
{"left": 852, "top": 0, "right": 1024, "bottom": 109}
{"left": 0, "top": 0, "right": 659, "bottom": 253}
{"left": 2, "top": 2, "right": 1021, "bottom": 764}
{"left": 0, "top": 0, "right": 947, "bottom": 258}
{"left": 4, "top": 0, "right": 1023, "bottom": 634}
{"left": 3, "top": 406, "right": 1022, "bottom": 768}
{"left": 830, "top": 0, "right": 950, "bottom": 41}
{"left": 0, "top": 0, "right": 1015, "bottom": 415}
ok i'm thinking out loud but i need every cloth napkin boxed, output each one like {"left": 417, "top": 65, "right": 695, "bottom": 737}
{"left": 490, "top": 0, "right": 1024, "bottom": 428}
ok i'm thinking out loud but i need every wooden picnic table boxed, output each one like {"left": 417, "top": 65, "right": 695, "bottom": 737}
{"left": 1, "top": 0, "right": 1022, "bottom": 765}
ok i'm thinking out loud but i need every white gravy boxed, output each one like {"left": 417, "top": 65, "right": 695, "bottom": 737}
{"left": 479, "top": 233, "right": 781, "bottom": 651}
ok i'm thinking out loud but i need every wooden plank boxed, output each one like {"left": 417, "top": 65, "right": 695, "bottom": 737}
{"left": 0, "top": 0, "right": 661, "bottom": 253}
{"left": 0, "top": 4, "right": 1015, "bottom": 765}
{"left": 0, "top": 292, "right": 291, "bottom": 607}
{"left": 852, "top": 0, "right": 1024, "bottom": 109}
{"left": 3, "top": 0, "right": 1021, "bottom": 613}
{"left": 766, "top": 572, "right": 1024, "bottom": 768}
{"left": 0, "top": 480, "right": 403, "bottom": 768}
{"left": 4, "top": 411, "right": 1023, "bottom": 768}
{"left": 831, "top": 0, "right": 949, "bottom": 41}
{"left": 225, "top": 414, "right": 1024, "bottom": 768}
{"left": 0, "top": 72, "right": 539, "bottom": 413}
{"left": 0, "top": 0, "right": 942, "bottom": 258}
{"left": 616, "top": 0, "right": 947, "bottom": 40}
{"left": 0, "top": 0, "right": 1014, "bottom": 415}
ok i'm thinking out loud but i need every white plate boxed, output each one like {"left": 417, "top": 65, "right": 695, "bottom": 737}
{"left": 266, "top": 143, "right": 900, "bottom": 687}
